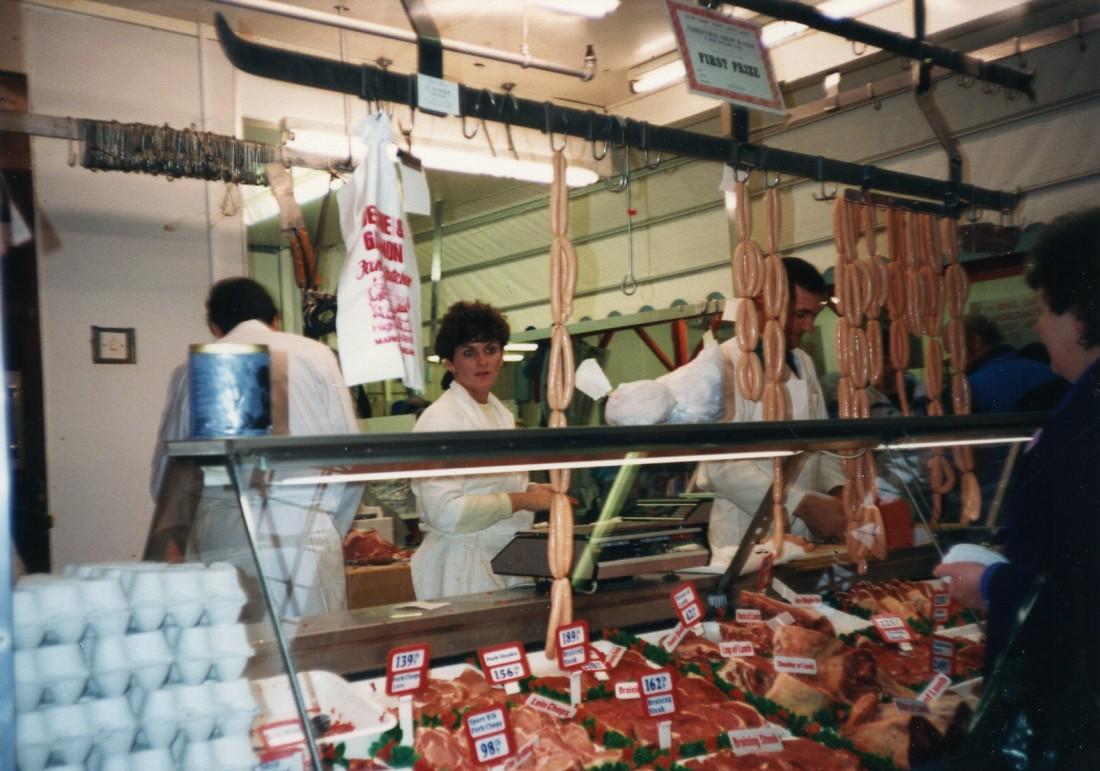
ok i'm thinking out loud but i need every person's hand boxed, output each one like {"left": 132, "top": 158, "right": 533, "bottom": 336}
{"left": 932, "top": 561, "right": 988, "bottom": 610}
{"left": 793, "top": 492, "right": 847, "bottom": 542}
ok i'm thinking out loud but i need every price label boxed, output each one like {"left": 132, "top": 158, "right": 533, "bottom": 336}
{"left": 919, "top": 673, "right": 952, "bottom": 704}
{"left": 556, "top": 621, "right": 590, "bottom": 672}
{"left": 525, "top": 693, "right": 577, "bottom": 720}
{"left": 872, "top": 615, "right": 915, "bottom": 645}
{"left": 720, "top": 640, "right": 755, "bottom": 658}
{"left": 603, "top": 644, "right": 626, "bottom": 669}
{"left": 386, "top": 644, "right": 430, "bottom": 696}
{"left": 895, "top": 698, "right": 931, "bottom": 716}
{"left": 931, "top": 634, "right": 956, "bottom": 675}
{"left": 932, "top": 590, "right": 952, "bottom": 624}
{"left": 645, "top": 692, "right": 677, "bottom": 717}
{"left": 669, "top": 583, "right": 704, "bottom": 628}
{"left": 478, "top": 642, "right": 530, "bottom": 686}
{"left": 756, "top": 554, "right": 774, "bottom": 592}
{"left": 615, "top": 681, "right": 640, "bottom": 700}
{"left": 641, "top": 669, "right": 674, "bottom": 696}
{"left": 463, "top": 706, "right": 515, "bottom": 765}
{"left": 772, "top": 578, "right": 822, "bottom": 608}
{"left": 773, "top": 656, "right": 818, "bottom": 675}
{"left": 735, "top": 608, "right": 763, "bottom": 623}
{"left": 581, "top": 647, "right": 608, "bottom": 673}
{"left": 728, "top": 727, "right": 784, "bottom": 755}
{"left": 661, "top": 620, "right": 693, "bottom": 653}
{"left": 766, "top": 611, "right": 795, "bottom": 631}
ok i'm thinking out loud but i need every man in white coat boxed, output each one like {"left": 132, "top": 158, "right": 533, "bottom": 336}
{"left": 698, "top": 258, "right": 847, "bottom": 559}
{"left": 149, "top": 278, "right": 360, "bottom": 626}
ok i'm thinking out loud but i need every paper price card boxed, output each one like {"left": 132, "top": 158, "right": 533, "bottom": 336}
{"left": 735, "top": 608, "right": 763, "bottom": 623}
{"left": 525, "top": 693, "right": 577, "bottom": 720}
{"left": 463, "top": 706, "right": 515, "bottom": 766}
{"left": 872, "top": 615, "right": 915, "bottom": 645}
{"left": 919, "top": 673, "right": 952, "bottom": 704}
{"left": 720, "top": 640, "right": 755, "bottom": 658}
{"left": 931, "top": 634, "right": 956, "bottom": 675}
{"left": 669, "top": 583, "right": 704, "bottom": 627}
{"left": 771, "top": 578, "right": 823, "bottom": 608}
{"left": 728, "top": 727, "right": 784, "bottom": 756}
{"left": 640, "top": 668, "right": 677, "bottom": 717}
{"left": 615, "top": 681, "right": 640, "bottom": 700}
{"left": 773, "top": 656, "right": 818, "bottom": 675}
{"left": 932, "top": 590, "right": 952, "bottom": 624}
{"left": 556, "top": 621, "right": 590, "bottom": 671}
{"left": 478, "top": 642, "right": 530, "bottom": 686}
{"left": 386, "top": 644, "right": 430, "bottom": 696}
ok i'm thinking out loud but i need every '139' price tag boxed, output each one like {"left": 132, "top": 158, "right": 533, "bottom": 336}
{"left": 463, "top": 706, "right": 515, "bottom": 765}
{"left": 385, "top": 644, "right": 430, "bottom": 696}
{"left": 669, "top": 582, "right": 704, "bottom": 628}
{"left": 478, "top": 642, "right": 530, "bottom": 686}
{"left": 556, "top": 620, "right": 590, "bottom": 672}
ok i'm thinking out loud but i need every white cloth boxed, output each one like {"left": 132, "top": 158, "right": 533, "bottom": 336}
{"left": 150, "top": 320, "right": 360, "bottom": 625}
{"left": 336, "top": 113, "right": 424, "bottom": 391}
{"left": 696, "top": 340, "right": 846, "bottom": 553}
{"left": 410, "top": 382, "right": 532, "bottom": 600}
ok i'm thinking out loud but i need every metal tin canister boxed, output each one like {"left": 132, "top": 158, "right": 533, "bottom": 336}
{"left": 188, "top": 343, "right": 271, "bottom": 438}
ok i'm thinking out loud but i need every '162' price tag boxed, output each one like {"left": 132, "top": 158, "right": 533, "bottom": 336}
{"left": 556, "top": 621, "right": 590, "bottom": 671}
{"left": 385, "top": 644, "right": 430, "bottom": 696}
{"left": 640, "top": 668, "right": 677, "bottom": 718}
{"left": 478, "top": 642, "right": 530, "bottom": 686}
{"left": 669, "top": 582, "right": 704, "bottom": 627}
{"left": 463, "top": 706, "right": 515, "bottom": 765}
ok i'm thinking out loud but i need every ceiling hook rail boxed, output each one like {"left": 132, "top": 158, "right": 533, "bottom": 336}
{"left": 545, "top": 103, "right": 567, "bottom": 152}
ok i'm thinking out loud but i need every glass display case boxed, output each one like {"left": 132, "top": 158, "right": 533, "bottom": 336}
{"left": 132, "top": 412, "right": 1038, "bottom": 767}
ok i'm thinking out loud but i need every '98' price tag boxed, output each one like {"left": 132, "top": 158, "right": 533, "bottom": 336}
{"left": 478, "top": 642, "right": 531, "bottom": 686}
{"left": 463, "top": 706, "right": 515, "bottom": 765}
{"left": 385, "top": 644, "right": 430, "bottom": 696}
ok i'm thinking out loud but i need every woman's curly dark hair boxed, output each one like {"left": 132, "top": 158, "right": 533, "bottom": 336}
{"left": 434, "top": 300, "right": 510, "bottom": 361}
{"left": 1027, "top": 207, "right": 1100, "bottom": 348}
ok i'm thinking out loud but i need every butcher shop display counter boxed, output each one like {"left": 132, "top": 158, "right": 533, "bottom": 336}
{"left": 126, "top": 412, "right": 1042, "bottom": 767}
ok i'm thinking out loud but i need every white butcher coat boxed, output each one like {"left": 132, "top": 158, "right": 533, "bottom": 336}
{"left": 697, "top": 339, "right": 847, "bottom": 554}
{"left": 151, "top": 320, "right": 360, "bottom": 626}
{"left": 410, "top": 381, "right": 532, "bottom": 600}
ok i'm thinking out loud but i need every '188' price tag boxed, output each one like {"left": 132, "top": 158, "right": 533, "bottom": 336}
{"left": 556, "top": 621, "right": 590, "bottom": 672}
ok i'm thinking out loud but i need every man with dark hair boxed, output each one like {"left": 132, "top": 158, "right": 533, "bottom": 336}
{"left": 149, "top": 277, "right": 359, "bottom": 627}
{"left": 697, "top": 257, "right": 847, "bottom": 556}
{"left": 963, "top": 313, "right": 1056, "bottom": 413}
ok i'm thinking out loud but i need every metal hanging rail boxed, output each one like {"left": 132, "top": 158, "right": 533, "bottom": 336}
{"left": 210, "top": 0, "right": 595, "bottom": 81}
{"left": 712, "top": 0, "right": 1034, "bottom": 99}
{"left": 213, "top": 14, "right": 1019, "bottom": 214}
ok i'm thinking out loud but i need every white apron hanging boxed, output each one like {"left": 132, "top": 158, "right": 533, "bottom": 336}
{"left": 336, "top": 113, "right": 425, "bottom": 391}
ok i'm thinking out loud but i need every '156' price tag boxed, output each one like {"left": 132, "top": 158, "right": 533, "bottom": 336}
{"left": 556, "top": 621, "right": 590, "bottom": 671}
{"left": 478, "top": 642, "right": 530, "bottom": 686}
{"left": 669, "top": 583, "right": 704, "bottom": 628}
{"left": 463, "top": 706, "right": 515, "bottom": 765}
{"left": 386, "top": 644, "right": 430, "bottom": 696}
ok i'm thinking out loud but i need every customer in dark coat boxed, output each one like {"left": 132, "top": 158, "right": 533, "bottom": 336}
{"left": 935, "top": 208, "right": 1100, "bottom": 764}
{"left": 964, "top": 314, "right": 1058, "bottom": 413}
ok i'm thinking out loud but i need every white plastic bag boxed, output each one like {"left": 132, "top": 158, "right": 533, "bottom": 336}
{"left": 605, "top": 380, "right": 675, "bottom": 426}
{"left": 659, "top": 341, "right": 725, "bottom": 423}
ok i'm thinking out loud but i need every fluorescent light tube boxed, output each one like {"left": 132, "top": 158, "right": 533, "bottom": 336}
{"left": 535, "top": 0, "right": 619, "bottom": 18}
{"left": 505, "top": 342, "right": 539, "bottom": 352}
{"left": 630, "top": 60, "right": 687, "bottom": 94}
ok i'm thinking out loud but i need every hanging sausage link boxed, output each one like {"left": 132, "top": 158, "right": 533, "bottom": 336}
{"left": 545, "top": 150, "right": 578, "bottom": 655}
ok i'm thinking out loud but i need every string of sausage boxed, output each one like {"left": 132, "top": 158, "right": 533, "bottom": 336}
{"left": 761, "top": 187, "right": 792, "bottom": 553}
{"left": 728, "top": 177, "right": 765, "bottom": 421}
{"left": 834, "top": 198, "right": 888, "bottom": 574}
{"left": 885, "top": 209, "right": 912, "bottom": 417}
{"left": 940, "top": 216, "right": 981, "bottom": 522}
{"left": 545, "top": 149, "right": 577, "bottom": 656}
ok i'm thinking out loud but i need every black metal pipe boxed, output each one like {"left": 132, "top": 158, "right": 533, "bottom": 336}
{"left": 214, "top": 14, "right": 1020, "bottom": 213}
{"left": 716, "top": 0, "right": 1034, "bottom": 98}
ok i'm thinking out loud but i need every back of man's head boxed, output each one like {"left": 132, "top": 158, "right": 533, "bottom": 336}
{"left": 783, "top": 256, "right": 828, "bottom": 298}
{"left": 964, "top": 314, "right": 1003, "bottom": 348}
{"left": 206, "top": 278, "right": 278, "bottom": 334}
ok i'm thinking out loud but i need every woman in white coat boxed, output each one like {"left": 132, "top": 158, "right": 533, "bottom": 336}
{"left": 411, "top": 301, "right": 555, "bottom": 600}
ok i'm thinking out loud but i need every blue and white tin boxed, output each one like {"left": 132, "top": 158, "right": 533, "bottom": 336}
{"left": 188, "top": 343, "right": 271, "bottom": 438}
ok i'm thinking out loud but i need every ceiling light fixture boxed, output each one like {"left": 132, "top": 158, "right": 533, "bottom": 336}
{"left": 505, "top": 342, "right": 539, "bottom": 352}
{"left": 629, "top": 60, "right": 687, "bottom": 94}
{"left": 275, "top": 449, "right": 797, "bottom": 486}
{"left": 534, "top": 0, "right": 620, "bottom": 18}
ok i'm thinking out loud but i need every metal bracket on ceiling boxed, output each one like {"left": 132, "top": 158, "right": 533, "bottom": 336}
{"left": 400, "top": 0, "right": 443, "bottom": 79}
{"left": 911, "top": 0, "right": 963, "bottom": 199}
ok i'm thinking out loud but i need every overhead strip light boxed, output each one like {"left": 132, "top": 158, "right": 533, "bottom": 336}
{"left": 534, "top": 0, "right": 620, "bottom": 17}
{"left": 630, "top": 60, "right": 687, "bottom": 94}
{"left": 274, "top": 449, "right": 797, "bottom": 486}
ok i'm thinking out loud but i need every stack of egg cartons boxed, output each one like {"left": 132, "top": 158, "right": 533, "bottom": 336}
{"left": 13, "top": 562, "right": 260, "bottom": 771}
